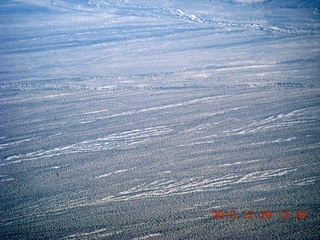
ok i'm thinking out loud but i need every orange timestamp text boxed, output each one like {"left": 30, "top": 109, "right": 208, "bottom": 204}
{"left": 212, "top": 209, "right": 307, "bottom": 220}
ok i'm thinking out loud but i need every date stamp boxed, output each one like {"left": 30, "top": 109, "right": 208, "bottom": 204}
{"left": 212, "top": 209, "right": 308, "bottom": 220}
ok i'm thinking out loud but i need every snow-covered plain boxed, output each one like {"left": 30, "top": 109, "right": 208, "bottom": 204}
{"left": 1, "top": 0, "right": 320, "bottom": 239}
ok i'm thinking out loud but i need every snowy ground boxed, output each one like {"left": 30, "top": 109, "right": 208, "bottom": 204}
{"left": 1, "top": 0, "right": 320, "bottom": 239}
